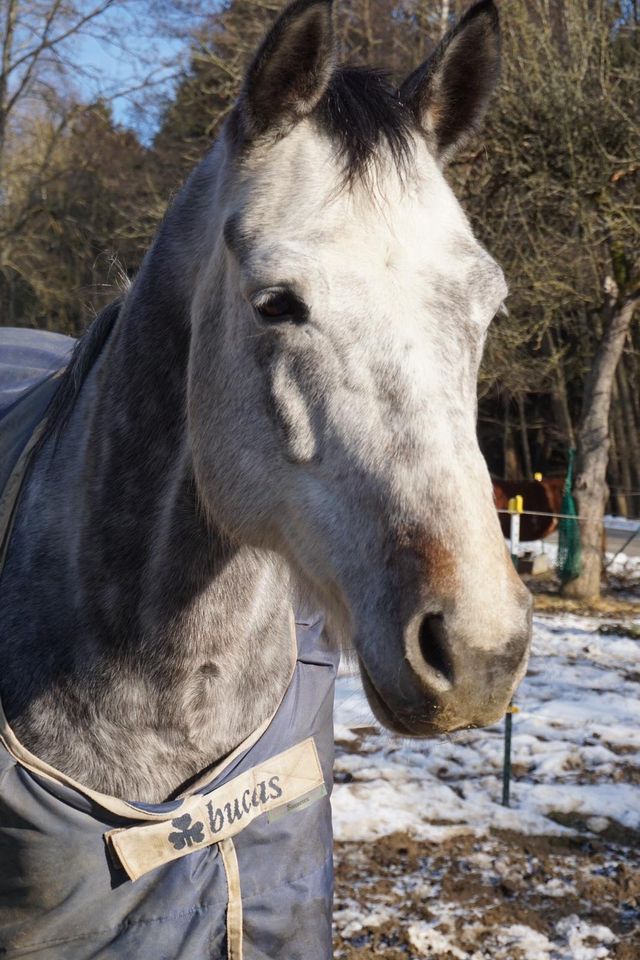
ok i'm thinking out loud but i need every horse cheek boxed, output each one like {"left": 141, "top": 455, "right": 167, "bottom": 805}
{"left": 268, "top": 354, "right": 319, "bottom": 465}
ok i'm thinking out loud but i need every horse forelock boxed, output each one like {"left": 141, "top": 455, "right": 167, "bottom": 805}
{"left": 313, "top": 66, "right": 415, "bottom": 186}
{"left": 226, "top": 64, "right": 416, "bottom": 190}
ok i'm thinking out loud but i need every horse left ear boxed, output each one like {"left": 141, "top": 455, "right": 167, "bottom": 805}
{"left": 399, "top": 0, "right": 500, "bottom": 164}
{"left": 234, "top": 0, "right": 336, "bottom": 143}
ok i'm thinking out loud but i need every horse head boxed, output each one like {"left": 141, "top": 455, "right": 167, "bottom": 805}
{"left": 188, "top": 0, "right": 532, "bottom": 736}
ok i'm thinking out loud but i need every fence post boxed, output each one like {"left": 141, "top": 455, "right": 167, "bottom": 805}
{"left": 501, "top": 705, "right": 519, "bottom": 807}
{"left": 508, "top": 494, "right": 523, "bottom": 568}
{"left": 503, "top": 494, "right": 523, "bottom": 808}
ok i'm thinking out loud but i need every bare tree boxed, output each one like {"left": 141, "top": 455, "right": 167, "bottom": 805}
{"left": 439, "top": 0, "right": 450, "bottom": 34}
{"left": 2, "top": 0, "right": 638, "bottom": 534}
{"left": 456, "top": 0, "right": 639, "bottom": 566}
{"left": 564, "top": 284, "right": 639, "bottom": 598}
{"left": 0, "top": 0, "right": 203, "bottom": 330}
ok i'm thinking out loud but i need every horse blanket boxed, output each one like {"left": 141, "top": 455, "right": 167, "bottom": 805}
{"left": 0, "top": 328, "right": 337, "bottom": 959}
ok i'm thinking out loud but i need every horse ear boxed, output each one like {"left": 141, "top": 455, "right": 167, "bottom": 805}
{"left": 399, "top": 0, "right": 500, "bottom": 164}
{"left": 236, "top": 0, "right": 336, "bottom": 142}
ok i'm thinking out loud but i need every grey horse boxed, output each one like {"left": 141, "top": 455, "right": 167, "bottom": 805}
{"left": 0, "top": 0, "right": 530, "bottom": 807}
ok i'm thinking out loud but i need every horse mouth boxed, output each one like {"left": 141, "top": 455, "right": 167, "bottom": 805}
{"left": 357, "top": 653, "right": 518, "bottom": 738}
{"left": 357, "top": 656, "right": 445, "bottom": 738}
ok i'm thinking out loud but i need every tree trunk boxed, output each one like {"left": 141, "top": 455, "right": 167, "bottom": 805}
{"left": 0, "top": 0, "right": 18, "bottom": 176}
{"left": 616, "top": 359, "right": 640, "bottom": 495}
{"left": 610, "top": 387, "right": 630, "bottom": 517}
{"left": 626, "top": 350, "right": 640, "bottom": 445}
{"left": 546, "top": 330, "right": 575, "bottom": 448}
{"left": 503, "top": 399, "right": 520, "bottom": 480}
{"left": 517, "top": 393, "right": 532, "bottom": 476}
{"left": 625, "top": 349, "right": 640, "bottom": 513}
{"left": 440, "top": 0, "right": 451, "bottom": 35}
{"left": 562, "top": 291, "right": 639, "bottom": 599}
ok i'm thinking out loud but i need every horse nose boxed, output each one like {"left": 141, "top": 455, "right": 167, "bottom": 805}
{"left": 418, "top": 613, "right": 456, "bottom": 689}
{"left": 412, "top": 602, "right": 532, "bottom": 722}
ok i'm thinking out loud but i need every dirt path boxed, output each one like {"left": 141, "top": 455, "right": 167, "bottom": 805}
{"left": 333, "top": 828, "right": 640, "bottom": 959}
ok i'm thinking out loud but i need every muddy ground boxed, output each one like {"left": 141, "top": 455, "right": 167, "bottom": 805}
{"left": 333, "top": 827, "right": 640, "bottom": 958}
{"left": 331, "top": 587, "right": 640, "bottom": 958}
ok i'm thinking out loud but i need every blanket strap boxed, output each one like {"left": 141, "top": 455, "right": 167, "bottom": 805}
{"left": 220, "top": 837, "right": 243, "bottom": 960}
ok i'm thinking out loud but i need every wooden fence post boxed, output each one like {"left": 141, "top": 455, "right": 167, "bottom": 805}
{"left": 503, "top": 494, "right": 523, "bottom": 807}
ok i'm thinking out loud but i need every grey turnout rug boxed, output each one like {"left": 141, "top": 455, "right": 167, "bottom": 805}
{"left": 0, "top": 327, "right": 336, "bottom": 959}
{"left": 0, "top": 327, "right": 75, "bottom": 417}
{"left": 0, "top": 327, "right": 75, "bottom": 495}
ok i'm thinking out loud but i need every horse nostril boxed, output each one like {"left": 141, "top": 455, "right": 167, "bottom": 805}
{"left": 418, "top": 613, "right": 455, "bottom": 685}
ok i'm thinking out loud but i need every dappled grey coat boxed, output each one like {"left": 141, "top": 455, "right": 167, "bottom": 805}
{"left": 0, "top": 330, "right": 336, "bottom": 959}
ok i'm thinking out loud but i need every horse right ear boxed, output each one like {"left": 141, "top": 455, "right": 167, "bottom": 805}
{"left": 399, "top": 0, "right": 500, "bottom": 164}
{"left": 234, "top": 0, "right": 336, "bottom": 144}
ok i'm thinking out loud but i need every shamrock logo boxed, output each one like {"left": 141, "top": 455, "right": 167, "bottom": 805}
{"left": 168, "top": 813, "right": 205, "bottom": 850}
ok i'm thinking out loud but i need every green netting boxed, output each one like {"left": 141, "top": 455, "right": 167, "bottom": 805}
{"left": 556, "top": 449, "right": 582, "bottom": 583}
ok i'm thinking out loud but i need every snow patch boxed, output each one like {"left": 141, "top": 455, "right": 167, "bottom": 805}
{"left": 604, "top": 515, "right": 640, "bottom": 533}
{"left": 555, "top": 916, "right": 617, "bottom": 959}
{"left": 408, "top": 922, "right": 467, "bottom": 958}
{"left": 333, "top": 613, "right": 640, "bottom": 843}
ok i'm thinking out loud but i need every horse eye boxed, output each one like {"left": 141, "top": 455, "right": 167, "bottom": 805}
{"left": 253, "top": 290, "right": 307, "bottom": 324}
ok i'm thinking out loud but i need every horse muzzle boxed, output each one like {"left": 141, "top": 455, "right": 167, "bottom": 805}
{"left": 357, "top": 598, "right": 532, "bottom": 736}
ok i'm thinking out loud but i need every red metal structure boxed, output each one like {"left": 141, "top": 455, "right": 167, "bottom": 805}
{"left": 492, "top": 475, "right": 565, "bottom": 542}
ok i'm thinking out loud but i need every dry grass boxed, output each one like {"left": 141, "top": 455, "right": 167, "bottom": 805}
{"left": 532, "top": 593, "right": 640, "bottom": 619}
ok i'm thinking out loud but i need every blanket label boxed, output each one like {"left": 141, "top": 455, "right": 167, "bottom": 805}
{"left": 106, "top": 737, "right": 325, "bottom": 881}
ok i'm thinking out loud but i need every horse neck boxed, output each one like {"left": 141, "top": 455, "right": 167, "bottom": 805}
{"left": 75, "top": 252, "right": 212, "bottom": 643}
{"left": 49, "top": 156, "right": 258, "bottom": 638}
{"left": 0, "top": 159, "right": 295, "bottom": 800}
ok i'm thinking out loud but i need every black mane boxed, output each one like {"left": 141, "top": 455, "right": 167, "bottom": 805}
{"left": 40, "top": 299, "right": 120, "bottom": 442}
{"left": 315, "top": 66, "right": 415, "bottom": 183}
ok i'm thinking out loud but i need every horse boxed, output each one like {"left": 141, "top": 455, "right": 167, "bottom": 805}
{"left": 0, "top": 0, "right": 531, "bottom": 955}
{"left": 493, "top": 475, "right": 566, "bottom": 541}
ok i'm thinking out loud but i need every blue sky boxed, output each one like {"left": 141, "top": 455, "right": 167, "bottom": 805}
{"left": 75, "top": 15, "right": 189, "bottom": 138}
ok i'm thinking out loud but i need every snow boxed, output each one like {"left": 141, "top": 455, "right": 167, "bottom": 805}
{"left": 517, "top": 539, "right": 558, "bottom": 560}
{"left": 408, "top": 923, "right": 468, "bottom": 958}
{"left": 464, "top": 917, "right": 619, "bottom": 960}
{"left": 333, "top": 612, "right": 640, "bottom": 843}
{"left": 332, "top": 610, "right": 639, "bottom": 957}
{"left": 337, "top": 895, "right": 621, "bottom": 959}
{"left": 604, "top": 515, "right": 640, "bottom": 533}
{"left": 508, "top": 537, "right": 640, "bottom": 582}
{"left": 334, "top": 903, "right": 392, "bottom": 939}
